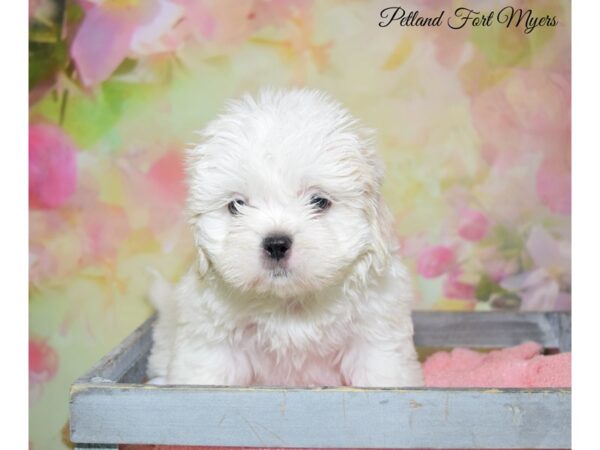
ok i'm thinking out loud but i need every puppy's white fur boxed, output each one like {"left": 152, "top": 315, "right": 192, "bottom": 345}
{"left": 147, "top": 89, "right": 423, "bottom": 387}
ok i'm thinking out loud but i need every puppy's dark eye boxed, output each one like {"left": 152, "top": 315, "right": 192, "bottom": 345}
{"left": 310, "top": 195, "right": 331, "bottom": 211}
{"left": 228, "top": 199, "right": 245, "bottom": 215}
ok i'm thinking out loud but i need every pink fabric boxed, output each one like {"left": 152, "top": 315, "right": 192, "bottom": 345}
{"left": 423, "top": 342, "right": 571, "bottom": 388}
{"left": 29, "top": 123, "right": 78, "bottom": 209}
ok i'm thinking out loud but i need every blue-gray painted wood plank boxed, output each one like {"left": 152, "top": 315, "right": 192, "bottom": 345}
{"left": 70, "top": 385, "right": 571, "bottom": 448}
{"left": 75, "top": 316, "right": 154, "bottom": 384}
{"left": 412, "top": 311, "right": 569, "bottom": 350}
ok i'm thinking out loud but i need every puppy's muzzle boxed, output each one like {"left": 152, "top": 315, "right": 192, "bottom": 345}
{"left": 263, "top": 234, "right": 292, "bottom": 261}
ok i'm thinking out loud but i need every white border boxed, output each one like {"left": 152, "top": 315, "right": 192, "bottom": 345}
{"left": 10, "top": 0, "right": 591, "bottom": 448}
{"left": 1, "top": 1, "right": 28, "bottom": 448}
{"left": 572, "top": 0, "right": 599, "bottom": 448}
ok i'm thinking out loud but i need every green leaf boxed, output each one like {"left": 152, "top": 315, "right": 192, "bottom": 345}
{"left": 112, "top": 58, "right": 138, "bottom": 76}
{"left": 475, "top": 275, "right": 495, "bottom": 302}
{"left": 475, "top": 274, "right": 522, "bottom": 304}
{"left": 65, "top": 0, "right": 85, "bottom": 23}
{"left": 29, "top": 40, "right": 68, "bottom": 90}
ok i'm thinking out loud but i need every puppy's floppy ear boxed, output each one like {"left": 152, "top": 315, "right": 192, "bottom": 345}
{"left": 184, "top": 105, "right": 247, "bottom": 278}
{"left": 357, "top": 128, "right": 395, "bottom": 277}
{"left": 190, "top": 221, "right": 210, "bottom": 277}
{"left": 366, "top": 194, "right": 396, "bottom": 276}
{"left": 184, "top": 138, "right": 211, "bottom": 278}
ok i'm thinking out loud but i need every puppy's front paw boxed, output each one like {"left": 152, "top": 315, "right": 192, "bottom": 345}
{"left": 350, "top": 362, "right": 424, "bottom": 388}
{"left": 146, "top": 376, "right": 167, "bottom": 385}
{"left": 167, "top": 339, "right": 253, "bottom": 386}
{"left": 342, "top": 344, "right": 424, "bottom": 388}
{"left": 167, "top": 372, "right": 229, "bottom": 386}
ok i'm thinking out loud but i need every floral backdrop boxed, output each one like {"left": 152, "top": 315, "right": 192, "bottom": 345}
{"left": 29, "top": 0, "right": 570, "bottom": 448}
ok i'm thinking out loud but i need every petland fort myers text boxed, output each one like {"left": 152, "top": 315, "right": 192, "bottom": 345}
{"left": 379, "top": 6, "right": 558, "bottom": 34}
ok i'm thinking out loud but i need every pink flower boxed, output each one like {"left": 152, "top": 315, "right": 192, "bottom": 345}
{"left": 29, "top": 338, "right": 58, "bottom": 381}
{"left": 146, "top": 151, "right": 186, "bottom": 204}
{"left": 501, "top": 268, "right": 561, "bottom": 311}
{"left": 471, "top": 70, "right": 570, "bottom": 170}
{"left": 500, "top": 227, "right": 570, "bottom": 311}
{"left": 444, "top": 273, "right": 476, "bottom": 300}
{"left": 417, "top": 246, "right": 455, "bottom": 279}
{"left": 29, "top": 243, "right": 57, "bottom": 286}
{"left": 171, "top": 0, "right": 216, "bottom": 41}
{"left": 536, "top": 150, "right": 571, "bottom": 215}
{"left": 81, "top": 202, "right": 130, "bottom": 264}
{"left": 71, "top": 0, "right": 186, "bottom": 86}
{"left": 526, "top": 226, "right": 571, "bottom": 277}
{"left": 29, "top": 123, "right": 78, "bottom": 209}
{"left": 71, "top": 0, "right": 312, "bottom": 85}
{"left": 29, "top": 338, "right": 59, "bottom": 403}
{"left": 483, "top": 257, "right": 519, "bottom": 283}
{"left": 189, "top": 0, "right": 310, "bottom": 45}
{"left": 118, "top": 150, "right": 187, "bottom": 242}
{"left": 458, "top": 208, "right": 490, "bottom": 241}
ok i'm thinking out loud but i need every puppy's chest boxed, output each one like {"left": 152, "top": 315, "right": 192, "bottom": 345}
{"left": 234, "top": 313, "right": 352, "bottom": 385}
{"left": 239, "top": 313, "right": 351, "bottom": 352}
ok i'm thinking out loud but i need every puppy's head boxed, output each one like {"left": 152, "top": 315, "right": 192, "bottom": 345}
{"left": 186, "top": 89, "right": 393, "bottom": 298}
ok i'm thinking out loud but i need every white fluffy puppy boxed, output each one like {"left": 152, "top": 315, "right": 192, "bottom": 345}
{"left": 147, "top": 88, "right": 423, "bottom": 387}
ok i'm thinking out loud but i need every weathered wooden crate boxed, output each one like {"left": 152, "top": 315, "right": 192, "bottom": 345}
{"left": 69, "top": 311, "right": 571, "bottom": 449}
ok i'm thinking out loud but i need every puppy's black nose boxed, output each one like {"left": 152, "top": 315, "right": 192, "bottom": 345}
{"left": 263, "top": 234, "right": 292, "bottom": 261}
